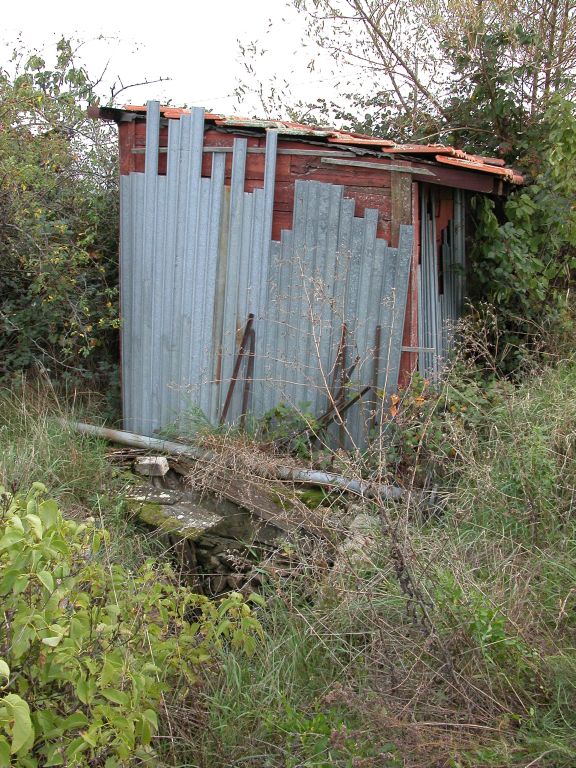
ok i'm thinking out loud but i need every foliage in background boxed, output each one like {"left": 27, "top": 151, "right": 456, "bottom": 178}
{"left": 0, "top": 39, "right": 119, "bottom": 399}
{"left": 469, "top": 97, "right": 576, "bottom": 369}
{"left": 238, "top": 0, "right": 576, "bottom": 158}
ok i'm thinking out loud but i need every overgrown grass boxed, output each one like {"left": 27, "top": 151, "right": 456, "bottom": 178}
{"left": 2, "top": 361, "right": 575, "bottom": 767}
{"left": 0, "top": 378, "right": 162, "bottom": 568}
{"left": 191, "top": 359, "right": 576, "bottom": 768}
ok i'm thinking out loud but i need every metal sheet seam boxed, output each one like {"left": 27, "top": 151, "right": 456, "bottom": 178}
{"left": 183, "top": 107, "right": 206, "bottom": 420}
{"left": 160, "top": 117, "right": 182, "bottom": 428}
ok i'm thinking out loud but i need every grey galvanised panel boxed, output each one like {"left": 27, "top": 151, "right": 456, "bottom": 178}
{"left": 382, "top": 225, "right": 414, "bottom": 389}
{"left": 141, "top": 101, "right": 160, "bottom": 434}
{"left": 158, "top": 116, "right": 181, "bottom": 430}
{"left": 453, "top": 188, "right": 466, "bottom": 318}
{"left": 441, "top": 188, "right": 466, "bottom": 355}
{"left": 125, "top": 171, "right": 144, "bottom": 431}
{"left": 418, "top": 188, "right": 467, "bottom": 381}
{"left": 120, "top": 103, "right": 414, "bottom": 446}
{"left": 200, "top": 152, "right": 226, "bottom": 421}
{"left": 419, "top": 189, "right": 441, "bottom": 379}
{"left": 253, "top": 179, "right": 414, "bottom": 448}
{"left": 318, "top": 183, "right": 345, "bottom": 407}
{"left": 119, "top": 174, "right": 132, "bottom": 429}
{"left": 256, "top": 130, "right": 279, "bottom": 314}
{"left": 121, "top": 101, "right": 226, "bottom": 435}
{"left": 179, "top": 107, "right": 205, "bottom": 423}
{"left": 165, "top": 107, "right": 205, "bottom": 430}
{"left": 165, "top": 113, "right": 190, "bottom": 426}
{"left": 218, "top": 137, "right": 247, "bottom": 417}
{"left": 189, "top": 177, "right": 212, "bottom": 413}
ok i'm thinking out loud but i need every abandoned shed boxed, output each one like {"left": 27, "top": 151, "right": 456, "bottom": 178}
{"left": 92, "top": 101, "right": 523, "bottom": 444}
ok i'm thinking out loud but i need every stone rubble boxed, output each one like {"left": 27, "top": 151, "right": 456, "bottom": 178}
{"left": 123, "top": 456, "right": 384, "bottom": 595}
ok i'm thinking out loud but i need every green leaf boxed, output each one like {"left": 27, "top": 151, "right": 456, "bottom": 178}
{"left": 43, "top": 743, "right": 65, "bottom": 766}
{"left": 0, "top": 568, "right": 20, "bottom": 595}
{"left": 75, "top": 677, "right": 89, "bottom": 705}
{"left": 69, "top": 615, "right": 89, "bottom": 641}
{"left": 140, "top": 716, "right": 152, "bottom": 745}
{"left": 216, "top": 619, "right": 233, "bottom": 636}
{"left": 25, "top": 514, "right": 43, "bottom": 540}
{"left": 13, "top": 575, "right": 30, "bottom": 595}
{"left": 38, "top": 499, "right": 59, "bottom": 529}
{"left": 61, "top": 712, "right": 89, "bottom": 731}
{"left": 41, "top": 636, "right": 62, "bottom": 648}
{"left": 0, "top": 531, "right": 24, "bottom": 551}
{"left": 247, "top": 592, "right": 265, "bottom": 607}
{"left": 101, "top": 688, "right": 129, "bottom": 707}
{"left": 0, "top": 738, "right": 10, "bottom": 767}
{"left": 34, "top": 710, "right": 58, "bottom": 738}
{"left": 100, "top": 657, "right": 121, "bottom": 687}
{"left": 80, "top": 731, "right": 97, "bottom": 747}
{"left": 65, "top": 737, "right": 89, "bottom": 759}
{"left": 10, "top": 627, "right": 32, "bottom": 660}
{"left": 8, "top": 516, "right": 24, "bottom": 533}
{"left": 0, "top": 661, "right": 9, "bottom": 681}
{"left": 36, "top": 571, "right": 54, "bottom": 592}
{"left": 3, "top": 693, "right": 34, "bottom": 754}
{"left": 142, "top": 709, "right": 158, "bottom": 730}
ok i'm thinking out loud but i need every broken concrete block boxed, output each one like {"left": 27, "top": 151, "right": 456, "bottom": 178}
{"left": 126, "top": 486, "right": 182, "bottom": 505}
{"left": 134, "top": 456, "right": 170, "bottom": 477}
{"left": 137, "top": 500, "right": 226, "bottom": 540}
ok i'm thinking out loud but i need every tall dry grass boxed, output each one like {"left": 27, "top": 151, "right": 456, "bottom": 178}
{"left": 188, "top": 355, "right": 576, "bottom": 767}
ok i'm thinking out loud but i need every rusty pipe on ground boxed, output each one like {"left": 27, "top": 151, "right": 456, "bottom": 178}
{"left": 62, "top": 420, "right": 405, "bottom": 501}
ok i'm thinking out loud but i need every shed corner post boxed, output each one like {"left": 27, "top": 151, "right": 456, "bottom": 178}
{"left": 391, "top": 171, "right": 417, "bottom": 388}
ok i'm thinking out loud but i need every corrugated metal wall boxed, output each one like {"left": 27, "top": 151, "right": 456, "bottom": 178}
{"left": 418, "top": 187, "right": 466, "bottom": 379}
{"left": 120, "top": 101, "right": 414, "bottom": 445}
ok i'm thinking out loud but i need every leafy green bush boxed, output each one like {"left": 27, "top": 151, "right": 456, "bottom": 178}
{"left": 374, "top": 367, "right": 511, "bottom": 483}
{"left": 470, "top": 97, "right": 576, "bottom": 368}
{"left": 0, "top": 483, "right": 262, "bottom": 766}
{"left": 0, "top": 39, "right": 119, "bottom": 395}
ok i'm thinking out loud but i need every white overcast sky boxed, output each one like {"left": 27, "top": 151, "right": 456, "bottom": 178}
{"left": 2, "top": 0, "right": 341, "bottom": 116}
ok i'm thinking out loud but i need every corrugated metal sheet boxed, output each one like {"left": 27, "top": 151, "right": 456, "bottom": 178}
{"left": 120, "top": 101, "right": 415, "bottom": 446}
{"left": 418, "top": 187, "right": 466, "bottom": 379}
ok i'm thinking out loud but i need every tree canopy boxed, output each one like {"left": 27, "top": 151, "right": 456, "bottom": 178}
{"left": 240, "top": 0, "right": 576, "bottom": 164}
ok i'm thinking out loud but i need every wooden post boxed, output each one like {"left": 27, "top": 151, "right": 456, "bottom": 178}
{"left": 399, "top": 181, "right": 421, "bottom": 386}
{"left": 390, "top": 166, "right": 412, "bottom": 248}
{"left": 391, "top": 168, "right": 416, "bottom": 387}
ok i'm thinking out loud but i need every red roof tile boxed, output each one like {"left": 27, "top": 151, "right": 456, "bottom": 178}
{"left": 434, "top": 154, "right": 521, "bottom": 182}
{"left": 112, "top": 104, "right": 523, "bottom": 184}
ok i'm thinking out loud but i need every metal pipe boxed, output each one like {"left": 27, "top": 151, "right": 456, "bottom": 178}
{"left": 62, "top": 420, "right": 405, "bottom": 501}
